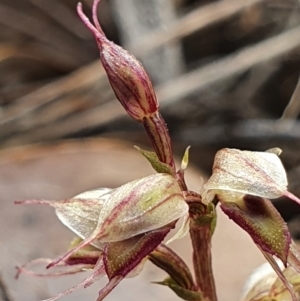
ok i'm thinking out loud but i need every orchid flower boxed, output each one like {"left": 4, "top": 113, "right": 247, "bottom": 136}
{"left": 16, "top": 174, "right": 188, "bottom": 301}
{"left": 202, "top": 148, "right": 300, "bottom": 301}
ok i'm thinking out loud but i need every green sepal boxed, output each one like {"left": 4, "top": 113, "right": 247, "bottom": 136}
{"left": 134, "top": 146, "right": 174, "bottom": 175}
{"left": 104, "top": 225, "right": 173, "bottom": 279}
{"left": 219, "top": 192, "right": 291, "bottom": 264}
{"left": 149, "top": 244, "right": 195, "bottom": 290}
{"left": 154, "top": 277, "right": 205, "bottom": 301}
{"left": 65, "top": 237, "right": 102, "bottom": 265}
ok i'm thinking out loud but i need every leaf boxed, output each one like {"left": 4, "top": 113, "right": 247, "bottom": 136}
{"left": 149, "top": 244, "right": 195, "bottom": 290}
{"left": 265, "top": 147, "right": 282, "bottom": 155}
{"left": 181, "top": 146, "right": 190, "bottom": 170}
{"left": 154, "top": 277, "right": 205, "bottom": 301}
{"left": 219, "top": 192, "right": 291, "bottom": 264}
{"left": 134, "top": 146, "right": 174, "bottom": 175}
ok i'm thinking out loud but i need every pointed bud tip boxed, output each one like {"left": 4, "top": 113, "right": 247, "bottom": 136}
{"left": 77, "top": 0, "right": 158, "bottom": 122}
{"left": 77, "top": 1, "right": 103, "bottom": 40}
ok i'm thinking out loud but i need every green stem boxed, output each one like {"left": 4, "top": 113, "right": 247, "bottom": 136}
{"left": 189, "top": 219, "right": 217, "bottom": 301}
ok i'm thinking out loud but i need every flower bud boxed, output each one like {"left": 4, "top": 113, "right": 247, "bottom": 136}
{"left": 77, "top": 2, "right": 158, "bottom": 121}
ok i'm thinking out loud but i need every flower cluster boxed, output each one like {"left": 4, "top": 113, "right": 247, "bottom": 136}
{"left": 16, "top": 1, "right": 300, "bottom": 301}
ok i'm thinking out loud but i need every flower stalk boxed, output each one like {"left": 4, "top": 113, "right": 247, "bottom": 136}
{"left": 187, "top": 193, "right": 217, "bottom": 301}
{"left": 190, "top": 220, "right": 217, "bottom": 301}
{"left": 143, "top": 112, "right": 175, "bottom": 170}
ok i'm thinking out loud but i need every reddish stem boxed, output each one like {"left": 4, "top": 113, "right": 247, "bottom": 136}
{"left": 143, "top": 112, "right": 175, "bottom": 170}
{"left": 189, "top": 218, "right": 217, "bottom": 301}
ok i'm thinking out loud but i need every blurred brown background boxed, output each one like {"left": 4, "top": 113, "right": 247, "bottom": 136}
{"left": 0, "top": 0, "right": 300, "bottom": 300}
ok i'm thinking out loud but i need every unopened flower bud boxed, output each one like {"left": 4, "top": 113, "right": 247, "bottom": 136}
{"left": 77, "top": 2, "right": 158, "bottom": 121}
